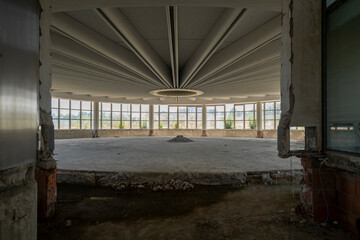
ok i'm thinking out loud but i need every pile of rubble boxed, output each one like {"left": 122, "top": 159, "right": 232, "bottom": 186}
{"left": 111, "top": 179, "right": 194, "bottom": 192}
{"left": 168, "top": 135, "right": 193, "bottom": 143}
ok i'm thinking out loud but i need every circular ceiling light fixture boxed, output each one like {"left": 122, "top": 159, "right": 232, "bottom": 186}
{"left": 149, "top": 89, "right": 204, "bottom": 97}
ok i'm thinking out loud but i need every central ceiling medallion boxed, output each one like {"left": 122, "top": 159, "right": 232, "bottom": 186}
{"left": 149, "top": 89, "right": 204, "bottom": 97}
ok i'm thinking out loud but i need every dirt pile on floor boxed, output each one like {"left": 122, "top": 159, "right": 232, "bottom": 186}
{"left": 168, "top": 135, "right": 193, "bottom": 143}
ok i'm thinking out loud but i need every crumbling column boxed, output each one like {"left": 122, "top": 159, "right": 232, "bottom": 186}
{"left": 93, "top": 101, "right": 99, "bottom": 138}
{"left": 37, "top": 0, "right": 57, "bottom": 219}
{"left": 149, "top": 104, "right": 154, "bottom": 136}
{"left": 256, "top": 102, "right": 263, "bottom": 138}
{"left": 201, "top": 104, "right": 207, "bottom": 136}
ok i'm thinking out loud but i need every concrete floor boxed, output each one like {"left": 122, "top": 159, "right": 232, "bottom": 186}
{"left": 55, "top": 137, "right": 303, "bottom": 173}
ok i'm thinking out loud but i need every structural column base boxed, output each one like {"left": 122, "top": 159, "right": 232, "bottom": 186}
{"left": 201, "top": 130, "right": 207, "bottom": 137}
{"left": 36, "top": 167, "right": 57, "bottom": 219}
{"left": 256, "top": 130, "right": 264, "bottom": 138}
{"left": 149, "top": 129, "right": 154, "bottom": 136}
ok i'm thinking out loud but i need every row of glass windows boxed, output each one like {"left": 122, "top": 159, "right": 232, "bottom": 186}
{"left": 52, "top": 99, "right": 289, "bottom": 130}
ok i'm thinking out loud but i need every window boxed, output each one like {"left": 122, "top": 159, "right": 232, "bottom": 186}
{"left": 262, "top": 101, "right": 280, "bottom": 130}
{"left": 326, "top": 0, "right": 360, "bottom": 154}
{"left": 225, "top": 104, "right": 235, "bottom": 129}
{"left": 100, "top": 103, "right": 111, "bottom": 129}
{"left": 206, "top": 106, "right": 215, "bottom": 129}
{"left": 122, "top": 104, "right": 131, "bottom": 129}
{"left": 154, "top": 105, "right": 202, "bottom": 129}
{"left": 141, "top": 105, "right": 149, "bottom": 129}
{"left": 52, "top": 98, "right": 93, "bottom": 129}
{"left": 111, "top": 103, "right": 121, "bottom": 129}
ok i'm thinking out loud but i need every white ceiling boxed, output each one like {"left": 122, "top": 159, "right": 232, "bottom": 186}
{"left": 50, "top": 0, "right": 282, "bottom": 104}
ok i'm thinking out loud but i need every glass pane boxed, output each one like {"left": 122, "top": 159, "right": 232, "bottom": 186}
{"left": 60, "top": 120, "right": 69, "bottom": 129}
{"left": 226, "top": 104, "right": 234, "bottom": 112}
{"left": 225, "top": 121, "right": 234, "bottom": 129}
{"left": 188, "top": 121, "right": 196, "bottom": 129}
{"left": 169, "top": 121, "right": 178, "bottom": 129}
{"left": 207, "top": 106, "right": 215, "bottom": 112}
{"left": 197, "top": 121, "right": 202, "bottom": 129}
{"left": 265, "top": 110, "right": 274, "bottom": 120}
{"left": 216, "top": 105, "right": 224, "bottom": 112}
{"left": 53, "top": 119, "right": 59, "bottom": 129}
{"left": 102, "top": 112, "right": 111, "bottom": 120}
{"left": 235, "top": 121, "right": 244, "bottom": 129}
{"left": 245, "top": 104, "right": 254, "bottom": 111}
{"left": 276, "top": 110, "right": 281, "bottom": 120}
{"left": 207, "top": 121, "right": 215, "bottom": 129}
{"left": 81, "top": 111, "right": 91, "bottom": 120}
{"left": 123, "top": 121, "right": 130, "bottom": 129}
{"left": 82, "top": 120, "right": 91, "bottom": 129}
{"left": 216, "top": 121, "right": 224, "bottom": 129}
{"left": 160, "top": 113, "right": 168, "bottom": 121}
{"left": 154, "top": 113, "right": 159, "bottom": 121}
{"left": 112, "top": 112, "right": 121, "bottom": 120}
{"left": 60, "top": 110, "right": 69, "bottom": 119}
{"left": 245, "top": 120, "right": 255, "bottom": 129}
{"left": 265, "top": 120, "right": 275, "bottom": 129}
{"left": 102, "top": 121, "right": 111, "bottom": 129}
{"left": 112, "top": 121, "right": 120, "bottom": 129}
{"left": 265, "top": 102, "right": 274, "bottom": 110}
{"left": 179, "top": 121, "right": 186, "bottom": 129}
{"left": 122, "top": 112, "right": 130, "bottom": 121}
{"left": 52, "top": 98, "right": 58, "bottom": 108}
{"left": 141, "top": 121, "right": 148, "bottom": 129}
{"left": 207, "top": 113, "right": 215, "bottom": 120}
{"left": 132, "top": 121, "right": 140, "bottom": 129}
{"left": 71, "top": 120, "right": 80, "bottom": 129}
{"left": 102, "top": 103, "right": 111, "bottom": 111}
{"left": 169, "top": 113, "right": 177, "bottom": 120}
{"left": 71, "top": 100, "right": 80, "bottom": 109}
{"left": 216, "top": 112, "right": 224, "bottom": 121}
{"left": 188, "top": 107, "right": 196, "bottom": 113}
{"left": 82, "top": 101, "right": 91, "bottom": 110}
{"left": 60, "top": 99, "right": 69, "bottom": 109}
{"left": 235, "top": 111, "right": 243, "bottom": 120}
{"left": 159, "top": 121, "right": 168, "bottom": 129}
{"left": 226, "top": 112, "right": 234, "bottom": 120}
{"left": 154, "top": 120, "right": 159, "bottom": 129}
{"left": 71, "top": 110, "right": 80, "bottom": 120}
{"left": 235, "top": 105, "right": 243, "bottom": 112}
{"left": 141, "top": 112, "right": 149, "bottom": 120}
{"left": 154, "top": 105, "right": 159, "bottom": 112}
{"left": 179, "top": 106, "right": 186, "bottom": 112}
{"left": 141, "top": 105, "right": 149, "bottom": 112}
{"left": 112, "top": 104, "right": 121, "bottom": 112}
{"left": 276, "top": 102, "right": 281, "bottom": 110}
{"left": 132, "top": 112, "right": 140, "bottom": 121}
{"left": 179, "top": 113, "right": 186, "bottom": 120}
{"left": 51, "top": 109, "right": 58, "bottom": 119}
{"left": 160, "top": 105, "right": 168, "bottom": 112}
{"left": 197, "top": 113, "right": 202, "bottom": 120}
{"left": 188, "top": 113, "right": 196, "bottom": 121}
{"left": 169, "top": 106, "right": 177, "bottom": 112}
{"left": 132, "top": 104, "right": 140, "bottom": 112}
{"left": 197, "top": 107, "right": 202, "bottom": 113}
{"left": 245, "top": 112, "right": 254, "bottom": 120}
{"left": 122, "top": 104, "right": 131, "bottom": 111}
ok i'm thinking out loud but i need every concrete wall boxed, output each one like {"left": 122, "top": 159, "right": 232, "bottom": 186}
{"left": 55, "top": 129, "right": 305, "bottom": 140}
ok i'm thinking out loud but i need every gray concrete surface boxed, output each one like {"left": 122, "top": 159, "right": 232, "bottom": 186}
{"left": 55, "top": 137, "right": 303, "bottom": 173}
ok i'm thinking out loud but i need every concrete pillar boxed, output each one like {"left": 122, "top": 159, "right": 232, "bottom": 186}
{"left": 256, "top": 102, "right": 263, "bottom": 138}
{"left": 201, "top": 104, "right": 207, "bottom": 136}
{"left": 93, "top": 101, "right": 99, "bottom": 138}
{"left": 37, "top": 0, "right": 57, "bottom": 219}
{"left": 149, "top": 104, "right": 154, "bottom": 136}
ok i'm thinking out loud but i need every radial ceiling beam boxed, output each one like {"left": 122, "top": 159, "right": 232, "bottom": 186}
{"left": 51, "top": 13, "right": 166, "bottom": 87}
{"left": 165, "top": 6, "right": 179, "bottom": 88}
{"left": 51, "top": 33, "right": 163, "bottom": 88}
{"left": 187, "top": 14, "right": 281, "bottom": 87}
{"left": 52, "top": 0, "right": 281, "bottom": 12}
{"left": 190, "top": 38, "right": 280, "bottom": 88}
{"left": 180, "top": 8, "right": 246, "bottom": 88}
{"left": 96, "top": 8, "right": 172, "bottom": 88}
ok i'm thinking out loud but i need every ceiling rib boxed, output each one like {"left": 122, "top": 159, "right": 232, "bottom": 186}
{"left": 51, "top": 33, "right": 162, "bottom": 88}
{"left": 165, "top": 6, "right": 179, "bottom": 88}
{"left": 180, "top": 8, "right": 246, "bottom": 89}
{"left": 96, "top": 8, "right": 173, "bottom": 88}
{"left": 52, "top": 0, "right": 281, "bottom": 12}
{"left": 192, "top": 39, "right": 281, "bottom": 88}
{"left": 51, "top": 13, "right": 166, "bottom": 87}
{"left": 188, "top": 14, "right": 281, "bottom": 87}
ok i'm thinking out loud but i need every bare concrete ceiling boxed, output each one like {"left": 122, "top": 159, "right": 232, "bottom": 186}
{"left": 50, "top": 0, "right": 281, "bottom": 104}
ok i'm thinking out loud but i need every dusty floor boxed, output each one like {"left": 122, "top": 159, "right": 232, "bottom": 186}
{"left": 55, "top": 137, "right": 303, "bottom": 172}
{"left": 38, "top": 183, "right": 354, "bottom": 240}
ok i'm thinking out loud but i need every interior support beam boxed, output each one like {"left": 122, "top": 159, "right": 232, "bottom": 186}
{"left": 52, "top": 0, "right": 281, "bottom": 12}
{"left": 51, "top": 33, "right": 163, "bottom": 88}
{"left": 166, "top": 6, "right": 179, "bottom": 88}
{"left": 188, "top": 38, "right": 280, "bottom": 88}
{"left": 51, "top": 13, "right": 164, "bottom": 87}
{"left": 93, "top": 102, "right": 99, "bottom": 138}
{"left": 96, "top": 8, "right": 172, "bottom": 88}
{"left": 180, "top": 8, "right": 246, "bottom": 88}
{"left": 190, "top": 15, "right": 281, "bottom": 86}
